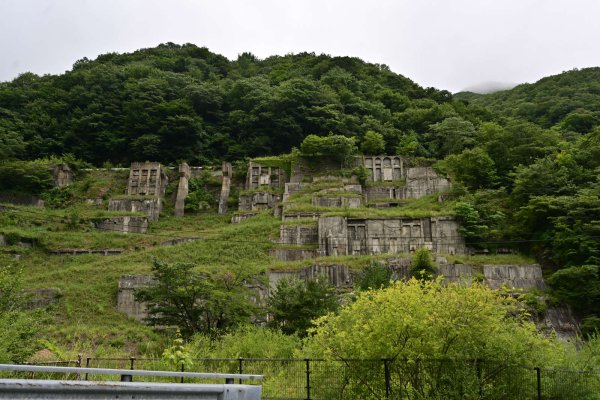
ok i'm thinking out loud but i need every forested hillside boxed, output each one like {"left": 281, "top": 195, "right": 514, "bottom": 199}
{"left": 0, "top": 44, "right": 599, "bottom": 364}
{"left": 456, "top": 67, "right": 600, "bottom": 132}
{"left": 0, "top": 42, "right": 473, "bottom": 165}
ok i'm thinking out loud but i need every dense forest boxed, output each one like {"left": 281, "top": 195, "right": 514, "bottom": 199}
{"left": 0, "top": 43, "right": 599, "bottom": 331}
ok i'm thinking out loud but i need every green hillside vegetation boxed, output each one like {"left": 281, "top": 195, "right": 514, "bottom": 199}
{"left": 0, "top": 44, "right": 598, "bottom": 377}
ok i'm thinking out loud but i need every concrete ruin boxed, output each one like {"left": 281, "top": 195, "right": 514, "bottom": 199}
{"left": 126, "top": 162, "right": 168, "bottom": 197}
{"left": 483, "top": 264, "right": 546, "bottom": 290}
{"left": 0, "top": 194, "right": 44, "bottom": 208}
{"left": 218, "top": 162, "right": 232, "bottom": 214}
{"left": 49, "top": 248, "right": 123, "bottom": 256}
{"left": 94, "top": 216, "right": 148, "bottom": 234}
{"left": 108, "top": 198, "right": 162, "bottom": 221}
{"left": 231, "top": 212, "right": 258, "bottom": 224}
{"left": 52, "top": 164, "right": 73, "bottom": 187}
{"left": 317, "top": 216, "right": 466, "bottom": 257}
{"left": 246, "top": 162, "right": 287, "bottom": 190}
{"left": 174, "top": 163, "right": 190, "bottom": 217}
{"left": 311, "top": 196, "right": 362, "bottom": 208}
{"left": 363, "top": 156, "right": 404, "bottom": 182}
{"left": 238, "top": 192, "right": 282, "bottom": 211}
{"left": 23, "top": 288, "right": 61, "bottom": 310}
{"left": 117, "top": 275, "right": 154, "bottom": 321}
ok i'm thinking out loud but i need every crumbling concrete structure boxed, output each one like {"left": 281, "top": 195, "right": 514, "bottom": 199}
{"left": 483, "top": 264, "right": 546, "bottom": 290}
{"left": 238, "top": 192, "right": 282, "bottom": 211}
{"left": 318, "top": 216, "right": 466, "bottom": 256}
{"left": 218, "top": 162, "right": 233, "bottom": 214}
{"left": 246, "top": 162, "right": 287, "bottom": 190}
{"left": 126, "top": 162, "right": 168, "bottom": 197}
{"left": 363, "top": 156, "right": 404, "bottom": 182}
{"left": 108, "top": 198, "right": 162, "bottom": 221}
{"left": 95, "top": 216, "right": 148, "bottom": 234}
{"left": 117, "top": 275, "right": 155, "bottom": 321}
{"left": 174, "top": 163, "right": 190, "bottom": 217}
{"left": 231, "top": 212, "right": 258, "bottom": 224}
{"left": 52, "top": 164, "right": 73, "bottom": 187}
{"left": 311, "top": 196, "right": 362, "bottom": 208}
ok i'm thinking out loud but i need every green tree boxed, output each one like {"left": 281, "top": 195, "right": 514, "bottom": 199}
{"left": 303, "top": 278, "right": 560, "bottom": 363}
{"left": 426, "top": 116, "right": 476, "bottom": 158}
{"left": 299, "top": 134, "right": 357, "bottom": 162}
{"left": 135, "top": 259, "right": 258, "bottom": 338}
{"left": 355, "top": 261, "right": 392, "bottom": 291}
{"left": 360, "top": 130, "right": 386, "bottom": 155}
{"left": 409, "top": 248, "right": 438, "bottom": 279}
{"left": 268, "top": 277, "right": 338, "bottom": 337}
{"left": 441, "top": 147, "right": 498, "bottom": 190}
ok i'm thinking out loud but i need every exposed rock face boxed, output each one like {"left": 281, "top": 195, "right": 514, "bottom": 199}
{"left": 238, "top": 192, "right": 282, "bottom": 211}
{"left": 52, "top": 164, "right": 73, "bottom": 187}
{"left": 108, "top": 198, "right": 162, "bottom": 221}
{"left": 218, "top": 162, "right": 232, "bottom": 214}
{"left": 94, "top": 216, "right": 148, "bottom": 233}
{"left": 0, "top": 194, "right": 44, "bottom": 208}
{"left": 544, "top": 306, "right": 579, "bottom": 341}
{"left": 117, "top": 275, "right": 155, "bottom": 321}
{"left": 126, "top": 162, "right": 168, "bottom": 197}
{"left": 483, "top": 264, "right": 546, "bottom": 290}
{"left": 318, "top": 216, "right": 467, "bottom": 257}
{"left": 174, "top": 163, "right": 191, "bottom": 217}
{"left": 246, "top": 162, "right": 287, "bottom": 190}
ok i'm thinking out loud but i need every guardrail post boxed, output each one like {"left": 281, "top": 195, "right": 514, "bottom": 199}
{"left": 383, "top": 358, "right": 391, "bottom": 400}
{"left": 535, "top": 367, "right": 541, "bottom": 400}
{"left": 84, "top": 357, "right": 91, "bottom": 381}
{"left": 305, "top": 358, "right": 311, "bottom": 400}
{"left": 238, "top": 358, "right": 244, "bottom": 384}
{"left": 130, "top": 357, "right": 136, "bottom": 371}
{"left": 181, "top": 364, "right": 184, "bottom": 383}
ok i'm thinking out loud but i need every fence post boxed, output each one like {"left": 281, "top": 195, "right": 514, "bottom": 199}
{"left": 383, "top": 358, "right": 391, "bottom": 400}
{"left": 75, "top": 354, "right": 82, "bottom": 381}
{"left": 84, "top": 357, "right": 91, "bottom": 381}
{"left": 181, "top": 364, "right": 184, "bottom": 384}
{"left": 305, "top": 358, "right": 311, "bottom": 400}
{"left": 130, "top": 357, "right": 135, "bottom": 371}
{"left": 535, "top": 367, "right": 542, "bottom": 400}
{"left": 238, "top": 357, "right": 244, "bottom": 384}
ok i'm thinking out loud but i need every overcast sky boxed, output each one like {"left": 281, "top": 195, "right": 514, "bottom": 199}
{"left": 1, "top": 0, "right": 599, "bottom": 92}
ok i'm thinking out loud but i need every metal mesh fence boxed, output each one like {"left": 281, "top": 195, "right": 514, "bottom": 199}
{"left": 21, "top": 357, "right": 600, "bottom": 400}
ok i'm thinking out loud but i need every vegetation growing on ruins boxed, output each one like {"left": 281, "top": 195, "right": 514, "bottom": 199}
{"left": 0, "top": 44, "right": 598, "bottom": 371}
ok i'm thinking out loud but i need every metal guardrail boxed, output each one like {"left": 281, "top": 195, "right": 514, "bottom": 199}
{"left": 0, "top": 364, "right": 262, "bottom": 383}
{"left": 0, "top": 364, "right": 263, "bottom": 399}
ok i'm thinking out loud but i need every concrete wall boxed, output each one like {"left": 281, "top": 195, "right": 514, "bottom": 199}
{"left": 238, "top": 193, "right": 282, "bottom": 211}
{"left": 311, "top": 196, "right": 362, "bottom": 208}
{"left": 363, "top": 156, "right": 404, "bottom": 182}
{"left": 231, "top": 213, "right": 258, "bottom": 224}
{"left": 117, "top": 275, "right": 155, "bottom": 320}
{"left": 218, "top": 162, "right": 232, "bottom": 214}
{"left": 246, "top": 162, "right": 287, "bottom": 190}
{"left": 0, "top": 194, "right": 44, "bottom": 208}
{"left": 108, "top": 198, "right": 162, "bottom": 221}
{"left": 483, "top": 264, "right": 546, "bottom": 290}
{"left": 269, "top": 248, "right": 318, "bottom": 261}
{"left": 277, "top": 225, "right": 318, "bottom": 245}
{"left": 95, "top": 217, "right": 148, "bottom": 234}
{"left": 318, "top": 216, "right": 466, "bottom": 257}
{"left": 127, "top": 162, "right": 168, "bottom": 197}
{"left": 52, "top": 164, "right": 73, "bottom": 187}
{"left": 404, "top": 167, "right": 451, "bottom": 199}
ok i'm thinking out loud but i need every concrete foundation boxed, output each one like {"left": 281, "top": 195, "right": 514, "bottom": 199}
{"left": 95, "top": 217, "right": 148, "bottom": 234}
{"left": 117, "top": 275, "right": 155, "bottom": 320}
{"left": 108, "top": 198, "right": 162, "bottom": 221}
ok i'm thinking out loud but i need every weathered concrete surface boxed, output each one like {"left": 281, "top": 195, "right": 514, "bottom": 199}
{"left": 363, "top": 156, "right": 404, "bottom": 182}
{"left": 269, "top": 248, "right": 319, "bottom": 261}
{"left": 22, "top": 288, "right": 61, "bottom": 309}
{"left": 108, "top": 198, "right": 162, "bottom": 221}
{"left": 117, "top": 275, "right": 154, "bottom": 320}
{"left": 247, "top": 162, "right": 287, "bottom": 190}
{"left": 238, "top": 192, "right": 282, "bottom": 211}
{"left": 544, "top": 305, "right": 579, "bottom": 341}
{"left": 126, "top": 162, "right": 168, "bottom": 197}
{"left": 483, "top": 264, "right": 546, "bottom": 290}
{"left": 218, "top": 162, "right": 232, "bottom": 214}
{"left": 231, "top": 212, "right": 258, "bottom": 224}
{"left": 94, "top": 217, "right": 148, "bottom": 234}
{"left": 283, "top": 183, "right": 307, "bottom": 202}
{"left": 160, "top": 237, "right": 203, "bottom": 247}
{"left": 0, "top": 194, "right": 44, "bottom": 208}
{"left": 277, "top": 225, "right": 318, "bottom": 245}
{"left": 174, "top": 163, "right": 190, "bottom": 217}
{"left": 52, "top": 164, "right": 73, "bottom": 187}
{"left": 311, "top": 196, "right": 362, "bottom": 208}
{"left": 282, "top": 212, "right": 321, "bottom": 221}
{"left": 49, "top": 248, "right": 124, "bottom": 256}
{"left": 318, "top": 216, "right": 466, "bottom": 257}
{"left": 404, "top": 167, "right": 451, "bottom": 199}
{"left": 0, "top": 235, "right": 5, "bottom": 247}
